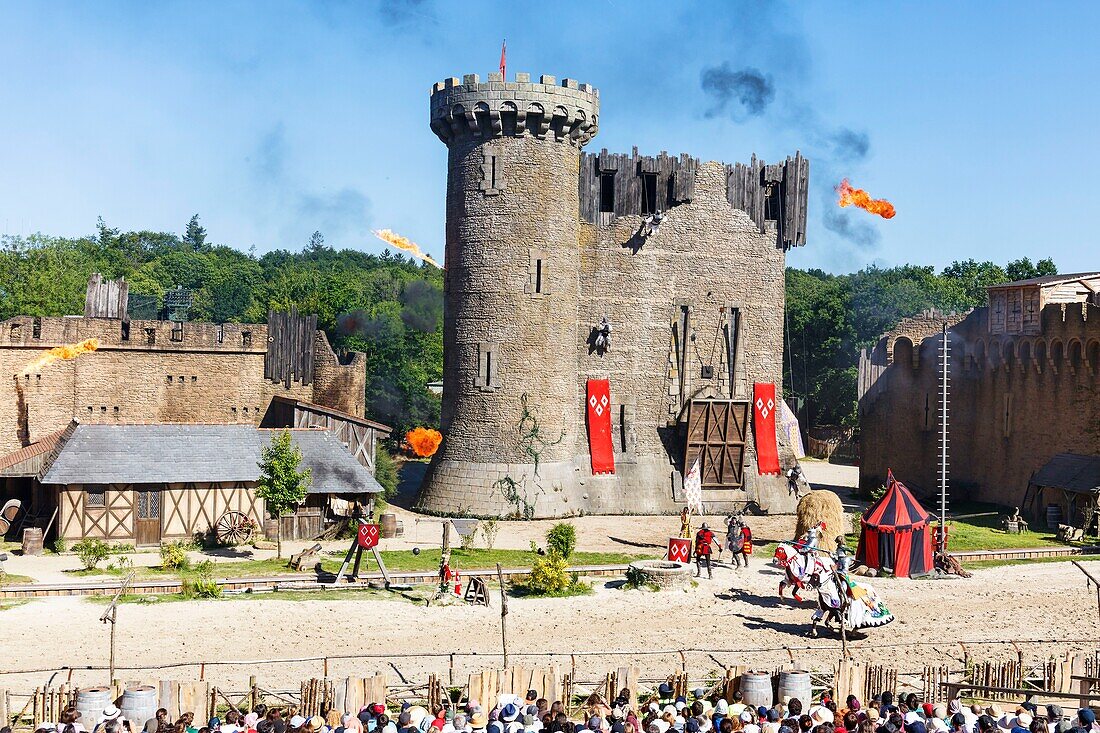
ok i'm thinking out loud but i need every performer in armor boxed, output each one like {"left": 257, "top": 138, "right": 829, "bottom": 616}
{"left": 693, "top": 522, "right": 720, "bottom": 579}
{"left": 725, "top": 514, "right": 754, "bottom": 568}
{"left": 796, "top": 521, "right": 826, "bottom": 554}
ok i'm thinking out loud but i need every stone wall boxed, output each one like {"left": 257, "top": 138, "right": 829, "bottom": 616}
{"left": 575, "top": 160, "right": 796, "bottom": 515}
{"left": 0, "top": 315, "right": 366, "bottom": 458}
{"left": 859, "top": 302, "right": 1100, "bottom": 508}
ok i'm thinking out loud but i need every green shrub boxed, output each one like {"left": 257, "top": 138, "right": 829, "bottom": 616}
{"left": 375, "top": 449, "right": 399, "bottom": 499}
{"left": 51, "top": 537, "right": 67, "bottom": 554}
{"left": 526, "top": 551, "right": 570, "bottom": 594}
{"left": 623, "top": 565, "right": 660, "bottom": 592}
{"left": 108, "top": 556, "right": 133, "bottom": 572}
{"left": 546, "top": 522, "right": 576, "bottom": 560}
{"left": 861, "top": 483, "right": 888, "bottom": 502}
{"left": 72, "top": 539, "right": 109, "bottom": 570}
{"left": 181, "top": 560, "right": 221, "bottom": 599}
{"left": 459, "top": 525, "right": 479, "bottom": 551}
{"left": 160, "top": 542, "right": 190, "bottom": 571}
{"left": 481, "top": 519, "right": 499, "bottom": 550}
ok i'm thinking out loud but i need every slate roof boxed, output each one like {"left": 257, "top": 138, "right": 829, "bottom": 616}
{"left": 1032, "top": 453, "right": 1100, "bottom": 495}
{"left": 0, "top": 425, "right": 70, "bottom": 473}
{"left": 40, "top": 424, "right": 382, "bottom": 494}
{"left": 987, "top": 272, "right": 1100, "bottom": 289}
{"left": 270, "top": 395, "right": 393, "bottom": 434}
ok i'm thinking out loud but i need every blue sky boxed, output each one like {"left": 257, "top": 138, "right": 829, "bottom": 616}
{"left": 1, "top": 1, "right": 1097, "bottom": 274}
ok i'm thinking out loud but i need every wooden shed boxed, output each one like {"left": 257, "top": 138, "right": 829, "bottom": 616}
{"left": 39, "top": 423, "right": 384, "bottom": 546}
{"left": 262, "top": 395, "right": 392, "bottom": 474}
{"left": 1023, "top": 453, "right": 1100, "bottom": 534}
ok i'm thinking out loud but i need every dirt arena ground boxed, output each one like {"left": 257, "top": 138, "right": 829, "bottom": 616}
{"left": 3, "top": 464, "right": 1099, "bottom": 695}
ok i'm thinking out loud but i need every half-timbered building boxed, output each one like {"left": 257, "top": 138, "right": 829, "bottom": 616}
{"left": 40, "top": 424, "right": 384, "bottom": 546}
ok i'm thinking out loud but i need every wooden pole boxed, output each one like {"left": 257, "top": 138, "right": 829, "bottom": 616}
{"left": 1071, "top": 561, "right": 1100, "bottom": 624}
{"left": 496, "top": 563, "right": 509, "bottom": 668}
{"left": 109, "top": 612, "right": 117, "bottom": 684}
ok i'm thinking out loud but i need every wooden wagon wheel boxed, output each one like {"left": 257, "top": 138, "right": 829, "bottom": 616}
{"left": 215, "top": 511, "right": 254, "bottom": 545}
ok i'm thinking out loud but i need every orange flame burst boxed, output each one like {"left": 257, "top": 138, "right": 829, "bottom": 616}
{"left": 23, "top": 337, "right": 100, "bottom": 373}
{"left": 405, "top": 427, "right": 443, "bottom": 458}
{"left": 373, "top": 229, "right": 443, "bottom": 269}
{"left": 836, "top": 179, "right": 896, "bottom": 219}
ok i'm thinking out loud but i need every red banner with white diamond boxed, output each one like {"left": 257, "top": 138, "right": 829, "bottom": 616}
{"left": 667, "top": 537, "right": 691, "bottom": 563}
{"left": 753, "top": 382, "right": 781, "bottom": 475}
{"left": 586, "top": 379, "right": 615, "bottom": 475}
{"left": 357, "top": 522, "right": 380, "bottom": 549}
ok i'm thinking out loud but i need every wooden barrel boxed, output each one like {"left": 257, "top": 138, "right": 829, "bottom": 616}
{"left": 778, "top": 670, "right": 812, "bottom": 706}
{"left": 380, "top": 513, "right": 398, "bottom": 539}
{"left": 1046, "top": 504, "right": 1063, "bottom": 529}
{"left": 75, "top": 687, "right": 113, "bottom": 727}
{"left": 739, "top": 671, "right": 773, "bottom": 708}
{"left": 263, "top": 518, "right": 279, "bottom": 541}
{"left": 21, "top": 527, "right": 44, "bottom": 556}
{"left": 120, "top": 686, "right": 158, "bottom": 730}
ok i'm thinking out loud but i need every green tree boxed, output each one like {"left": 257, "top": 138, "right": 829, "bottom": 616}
{"left": 941, "top": 259, "right": 1007, "bottom": 304}
{"left": 183, "top": 214, "right": 208, "bottom": 250}
{"left": 256, "top": 430, "right": 312, "bottom": 558}
{"left": 374, "top": 448, "right": 398, "bottom": 498}
{"left": 1005, "top": 256, "right": 1057, "bottom": 282}
{"left": 306, "top": 231, "right": 329, "bottom": 253}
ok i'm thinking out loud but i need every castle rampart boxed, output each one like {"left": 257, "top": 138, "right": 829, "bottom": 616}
{"left": 859, "top": 300, "right": 1100, "bottom": 507}
{"left": 0, "top": 314, "right": 366, "bottom": 458}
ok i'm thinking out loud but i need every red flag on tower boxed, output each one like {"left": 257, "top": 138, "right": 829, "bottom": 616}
{"left": 499, "top": 39, "right": 507, "bottom": 78}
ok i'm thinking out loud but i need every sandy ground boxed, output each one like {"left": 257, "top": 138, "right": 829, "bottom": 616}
{"left": 3, "top": 463, "right": 1098, "bottom": 696}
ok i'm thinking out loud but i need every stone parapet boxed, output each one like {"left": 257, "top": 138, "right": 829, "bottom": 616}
{"left": 430, "top": 72, "right": 599, "bottom": 147}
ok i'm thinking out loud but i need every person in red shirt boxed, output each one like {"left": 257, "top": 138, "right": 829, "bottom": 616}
{"left": 693, "top": 523, "right": 719, "bottom": 579}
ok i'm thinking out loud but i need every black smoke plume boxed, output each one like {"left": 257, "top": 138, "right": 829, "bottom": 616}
{"left": 701, "top": 64, "right": 775, "bottom": 120}
{"left": 399, "top": 280, "right": 443, "bottom": 332}
{"left": 822, "top": 208, "right": 880, "bottom": 249}
{"left": 826, "top": 128, "right": 870, "bottom": 162}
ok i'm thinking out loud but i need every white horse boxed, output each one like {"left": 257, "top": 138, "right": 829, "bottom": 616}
{"left": 773, "top": 542, "right": 835, "bottom": 602}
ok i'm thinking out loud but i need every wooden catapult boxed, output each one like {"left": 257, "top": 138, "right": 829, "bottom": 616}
{"left": 332, "top": 518, "right": 409, "bottom": 589}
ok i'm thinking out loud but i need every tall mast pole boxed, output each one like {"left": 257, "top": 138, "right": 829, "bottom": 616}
{"left": 939, "top": 323, "right": 949, "bottom": 531}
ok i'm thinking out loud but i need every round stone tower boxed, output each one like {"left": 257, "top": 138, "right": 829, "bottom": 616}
{"left": 416, "top": 72, "right": 599, "bottom": 517}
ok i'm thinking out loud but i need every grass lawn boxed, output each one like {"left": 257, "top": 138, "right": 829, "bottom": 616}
{"left": 963, "top": 555, "right": 1100, "bottom": 571}
{"left": 85, "top": 584, "right": 439, "bottom": 605}
{"left": 62, "top": 548, "right": 655, "bottom": 581}
{"left": 944, "top": 521, "right": 1062, "bottom": 551}
{"left": 0, "top": 599, "right": 30, "bottom": 611}
{"left": 0, "top": 572, "right": 35, "bottom": 585}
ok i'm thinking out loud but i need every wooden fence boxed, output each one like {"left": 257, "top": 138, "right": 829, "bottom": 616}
{"left": 5, "top": 653, "right": 1099, "bottom": 731}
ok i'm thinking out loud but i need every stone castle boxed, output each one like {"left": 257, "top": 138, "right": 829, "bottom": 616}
{"left": 415, "top": 71, "right": 811, "bottom": 518}
{"left": 859, "top": 273, "right": 1100, "bottom": 509}
{"left": 0, "top": 307, "right": 366, "bottom": 459}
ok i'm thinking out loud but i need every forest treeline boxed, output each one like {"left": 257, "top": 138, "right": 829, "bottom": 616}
{"left": 0, "top": 216, "right": 1056, "bottom": 434}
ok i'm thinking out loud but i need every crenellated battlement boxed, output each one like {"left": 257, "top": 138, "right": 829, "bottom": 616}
{"left": 429, "top": 72, "right": 599, "bottom": 147}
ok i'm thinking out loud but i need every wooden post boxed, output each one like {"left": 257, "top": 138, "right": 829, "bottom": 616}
{"left": 250, "top": 676, "right": 258, "bottom": 711}
{"left": 496, "top": 563, "right": 509, "bottom": 668}
{"left": 449, "top": 653, "right": 456, "bottom": 688}
{"left": 108, "top": 616, "right": 117, "bottom": 685}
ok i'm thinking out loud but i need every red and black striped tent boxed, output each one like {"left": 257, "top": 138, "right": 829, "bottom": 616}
{"left": 856, "top": 469, "right": 933, "bottom": 577}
